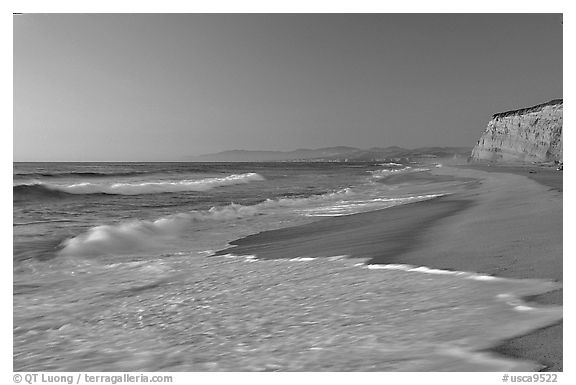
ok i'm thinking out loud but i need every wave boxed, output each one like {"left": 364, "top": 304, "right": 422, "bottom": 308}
{"left": 58, "top": 188, "right": 444, "bottom": 257}
{"left": 14, "top": 173, "right": 265, "bottom": 198}
{"left": 369, "top": 166, "right": 431, "bottom": 178}
{"left": 14, "top": 171, "right": 145, "bottom": 179}
{"left": 14, "top": 184, "right": 77, "bottom": 201}
{"left": 14, "top": 219, "right": 78, "bottom": 226}
{"left": 261, "top": 187, "right": 353, "bottom": 207}
{"left": 59, "top": 203, "right": 260, "bottom": 257}
{"left": 58, "top": 188, "right": 355, "bottom": 257}
{"left": 299, "top": 193, "right": 444, "bottom": 216}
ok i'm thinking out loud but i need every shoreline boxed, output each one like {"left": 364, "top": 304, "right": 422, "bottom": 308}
{"left": 461, "top": 163, "right": 563, "bottom": 192}
{"left": 214, "top": 165, "right": 562, "bottom": 371}
{"left": 215, "top": 196, "right": 474, "bottom": 264}
{"left": 455, "top": 164, "right": 563, "bottom": 371}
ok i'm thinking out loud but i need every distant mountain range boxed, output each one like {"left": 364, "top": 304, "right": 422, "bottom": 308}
{"left": 187, "top": 146, "right": 472, "bottom": 162}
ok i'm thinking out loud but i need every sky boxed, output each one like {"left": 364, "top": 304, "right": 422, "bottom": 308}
{"left": 13, "top": 14, "right": 562, "bottom": 161}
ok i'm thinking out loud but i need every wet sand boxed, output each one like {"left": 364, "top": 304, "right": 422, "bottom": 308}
{"left": 462, "top": 163, "right": 563, "bottom": 192}
{"left": 455, "top": 164, "right": 563, "bottom": 371}
{"left": 214, "top": 165, "right": 563, "bottom": 371}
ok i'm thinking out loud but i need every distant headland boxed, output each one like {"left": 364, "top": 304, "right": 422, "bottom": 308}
{"left": 187, "top": 146, "right": 471, "bottom": 162}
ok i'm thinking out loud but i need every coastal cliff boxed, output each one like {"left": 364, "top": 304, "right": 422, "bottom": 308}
{"left": 471, "top": 99, "right": 563, "bottom": 163}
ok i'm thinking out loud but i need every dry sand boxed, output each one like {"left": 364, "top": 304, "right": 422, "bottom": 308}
{"left": 448, "top": 165, "right": 563, "bottom": 371}
{"left": 215, "top": 165, "right": 563, "bottom": 371}
{"left": 463, "top": 163, "right": 563, "bottom": 192}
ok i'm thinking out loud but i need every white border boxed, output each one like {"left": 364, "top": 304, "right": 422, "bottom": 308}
{"left": 4, "top": 3, "right": 572, "bottom": 383}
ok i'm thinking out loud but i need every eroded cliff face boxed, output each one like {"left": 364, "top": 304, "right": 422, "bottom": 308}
{"left": 471, "top": 100, "right": 563, "bottom": 163}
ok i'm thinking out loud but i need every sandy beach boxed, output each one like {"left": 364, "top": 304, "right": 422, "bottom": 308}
{"left": 215, "top": 165, "right": 563, "bottom": 371}
{"left": 14, "top": 14, "right": 563, "bottom": 374}
{"left": 462, "top": 163, "right": 563, "bottom": 192}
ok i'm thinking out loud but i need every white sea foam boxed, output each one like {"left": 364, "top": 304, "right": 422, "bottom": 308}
{"left": 469, "top": 275, "right": 499, "bottom": 281}
{"left": 40, "top": 173, "right": 265, "bottom": 195}
{"left": 58, "top": 184, "right": 444, "bottom": 258}
{"left": 369, "top": 167, "right": 412, "bottom": 177}
{"left": 379, "top": 162, "right": 404, "bottom": 166}
{"left": 214, "top": 254, "right": 318, "bottom": 263}
{"left": 514, "top": 305, "right": 534, "bottom": 312}
{"left": 496, "top": 293, "right": 534, "bottom": 311}
{"left": 221, "top": 253, "right": 238, "bottom": 258}
{"left": 370, "top": 167, "right": 431, "bottom": 179}
{"left": 213, "top": 253, "right": 260, "bottom": 263}
{"left": 301, "top": 193, "right": 444, "bottom": 216}
{"left": 57, "top": 187, "right": 360, "bottom": 257}
{"left": 59, "top": 204, "right": 260, "bottom": 257}
{"left": 364, "top": 263, "right": 502, "bottom": 282}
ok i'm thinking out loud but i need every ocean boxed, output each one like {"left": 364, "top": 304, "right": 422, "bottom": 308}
{"left": 13, "top": 162, "right": 561, "bottom": 371}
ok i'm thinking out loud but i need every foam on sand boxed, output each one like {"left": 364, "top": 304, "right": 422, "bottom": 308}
{"left": 300, "top": 194, "right": 444, "bottom": 216}
{"left": 364, "top": 263, "right": 503, "bottom": 281}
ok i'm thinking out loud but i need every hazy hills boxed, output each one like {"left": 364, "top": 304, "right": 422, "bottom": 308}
{"left": 187, "top": 146, "right": 472, "bottom": 162}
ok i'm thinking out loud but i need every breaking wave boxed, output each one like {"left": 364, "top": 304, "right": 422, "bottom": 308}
{"left": 58, "top": 187, "right": 445, "bottom": 257}
{"left": 14, "top": 173, "right": 265, "bottom": 198}
{"left": 59, "top": 203, "right": 260, "bottom": 257}
{"left": 261, "top": 187, "right": 353, "bottom": 208}
{"left": 13, "top": 171, "right": 145, "bottom": 179}
{"left": 299, "top": 193, "right": 444, "bottom": 216}
{"left": 369, "top": 166, "right": 430, "bottom": 178}
{"left": 58, "top": 189, "right": 353, "bottom": 257}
